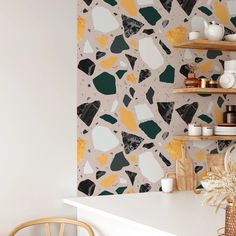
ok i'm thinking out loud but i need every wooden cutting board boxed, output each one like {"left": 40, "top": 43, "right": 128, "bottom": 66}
{"left": 176, "top": 144, "right": 195, "bottom": 191}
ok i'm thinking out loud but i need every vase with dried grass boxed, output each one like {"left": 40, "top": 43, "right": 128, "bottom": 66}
{"left": 203, "top": 169, "right": 236, "bottom": 236}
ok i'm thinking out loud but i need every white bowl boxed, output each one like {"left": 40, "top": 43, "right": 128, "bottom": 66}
{"left": 225, "top": 34, "right": 236, "bottom": 42}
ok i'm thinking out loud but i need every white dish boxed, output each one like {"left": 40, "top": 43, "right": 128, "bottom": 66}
{"left": 225, "top": 34, "right": 236, "bottom": 42}
{"left": 214, "top": 132, "right": 236, "bottom": 135}
{"left": 219, "top": 72, "right": 235, "bottom": 88}
{"left": 224, "top": 144, "right": 236, "bottom": 172}
{"left": 215, "top": 126, "right": 236, "bottom": 131}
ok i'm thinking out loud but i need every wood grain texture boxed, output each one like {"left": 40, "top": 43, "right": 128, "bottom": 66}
{"left": 173, "top": 88, "right": 236, "bottom": 95}
{"left": 8, "top": 218, "right": 95, "bottom": 236}
{"left": 174, "top": 39, "right": 236, "bottom": 51}
{"left": 176, "top": 144, "right": 195, "bottom": 191}
{"left": 206, "top": 153, "right": 225, "bottom": 173}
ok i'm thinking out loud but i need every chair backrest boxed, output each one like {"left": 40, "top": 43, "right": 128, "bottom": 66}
{"left": 8, "top": 218, "right": 95, "bottom": 236}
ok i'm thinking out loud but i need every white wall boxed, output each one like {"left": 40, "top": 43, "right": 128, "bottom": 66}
{"left": 0, "top": 0, "right": 77, "bottom": 235}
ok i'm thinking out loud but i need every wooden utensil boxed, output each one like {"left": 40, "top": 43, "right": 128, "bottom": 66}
{"left": 206, "top": 153, "right": 225, "bottom": 173}
{"left": 176, "top": 144, "right": 195, "bottom": 191}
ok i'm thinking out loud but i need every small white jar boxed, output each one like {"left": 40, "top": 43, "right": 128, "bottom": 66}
{"left": 188, "top": 123, "right": 202, "bottom": 136}
{"left": 202, "top": 126, "right": 213, "bottom": 136}
{"left": 161, "top": 178, "right": 173, "bottom": 193}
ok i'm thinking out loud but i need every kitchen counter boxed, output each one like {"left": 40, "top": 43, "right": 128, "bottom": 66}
{"left": 64, "top": 191, "right": 224, "bottom": 236}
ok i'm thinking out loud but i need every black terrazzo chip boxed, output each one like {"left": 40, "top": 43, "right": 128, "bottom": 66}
{"left": 176, "top": 102, "right": 199, "bottom": 124}
{"left": 162, "top": 19, "right": 169, "bottom": 28}
{"left": 143, "top": 143, "right": 154, "bottom": 149}
{"left": 96, "top": 51, "right": 106, "bottom": 60}
{"left": 218, "top": 140, "right": 232, "bottom": 151}
{"left": 159, "top": 153, "right": 171, "bottom": 167}
{"left": 157, "top": 102, "right": 175, "bottom": 124}
{"left": 78, "top": 179, "right": 95, "bottom": 196}
{"left": 146, "top": 87, "right": 154, "bottom": 104}
{"left": 83, "top": 0, "right": 93, "bottom": 6}
{"left": 143, "top": 29, "right": 154, "bottom": 35}
{"left": 139, "top": 183, "right": 151, "bottom": 192}
{"left": 139, "top": 69, "right": 151, "bottom": 83}
{"left": 177, "top": 0, "right": 197, "bottom": 15}
{"left": 122, "top": 15, "right": 144, "bottom": 38}
{"left": 224, "top": 26, "right": 235, "bottom": 36}
{"left": 78, "top": 58, "right": 96, "bottom": 76}
{"left": 123, "top": 94, "right": 131, "bottom": 107}
{"left": 162, "top": 132, "right": 169, "bottom": 140}
{"left": 195, "top": 166, "right": 203, "bottom": 173}
{"left": 160, "top": 0, "right": 173, "bottom": 12}
{"left": 129, "top": 87, "right": 135, "bottom": 97}
{"left": 125, "top": 171, "right": 137, "bottom": 185}
{"left": 159, "top": 40, "right": 171, "bottom": 55}
{"left": 195, "top": 57, "right": 203, "bottom": 63}
{"left": 125, "top": 54, "right": 137, "bottom": 70}
{"left": 96, "top": 171, "right": 106, "bottom": 179}
{"left": 180, "top": 64, "right": 191, "bottom": 77}
{"left": 77, "top": 101, "right": 101, "bottom": 126}
{"left": 122, "top": 131, "right": 144, "bottom": 154}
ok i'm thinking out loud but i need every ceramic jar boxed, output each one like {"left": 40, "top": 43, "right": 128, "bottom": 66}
{"left": 202, "top": 126, "right": 213, "bottom": 136}
{"left": 208, "top": 79, "right": 218, "bottom": 88}
{"left": 223, "top": 105, "right": 236, "bottom": 123}
{"left": 204, "top": 21, "right": 224, "bottom": 41}
{"left": 184, "top": 73, "right": 198, "bottom": 88}
{"left": 188, "top": 123, "right": 202, "bottom": 136}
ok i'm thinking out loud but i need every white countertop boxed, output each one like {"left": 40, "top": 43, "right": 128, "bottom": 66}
{"left": 64, "top": 192, "right": 224, "bottom": 236}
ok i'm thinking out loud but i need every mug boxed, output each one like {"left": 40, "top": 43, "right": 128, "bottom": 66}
{"left": 161, "top": 178, "right": 173, "bottom": 193}
{"left": 188, "top": 123, "right": 202, "bottom": 136}
{"left": 189, "top": 31, "right": 200, "bottom": 40}
{"left": 202, "top": 126, "right": 213, "bottom": 136}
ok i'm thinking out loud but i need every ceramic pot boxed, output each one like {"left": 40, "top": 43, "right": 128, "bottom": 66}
{"left": 223, "top": 105, "right": 236, "bottom": 123}
{"left": 184, "top": 73, "right": 198, "bottom": 88}
{"left": 204, "top": 21, "right": 224, "bottom": 41}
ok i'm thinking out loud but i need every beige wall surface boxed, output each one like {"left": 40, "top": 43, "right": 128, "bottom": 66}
{"left": 0, "top": 0, "right": 77, "bottom": 235}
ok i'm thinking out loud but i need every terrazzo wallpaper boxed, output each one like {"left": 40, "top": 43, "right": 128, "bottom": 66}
{"left": 77, "top": 0, "right": 236, "bottom": 196}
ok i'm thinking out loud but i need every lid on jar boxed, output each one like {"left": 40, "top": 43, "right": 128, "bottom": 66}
{"left": 209, "top": 79, "right": 218, "bottom": 84}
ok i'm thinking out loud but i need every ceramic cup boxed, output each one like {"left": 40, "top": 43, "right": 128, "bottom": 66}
{"left": 188, "top": 123, "right": 202, "bottom": 136}
{"left": 161, "top": 178, "right": 173, "bottom": 193}
{"left": 202, "top": 126, "right": 213, "bottom": 136}
{"left": 189, "top": 31, "right": 200, "bottom": 40}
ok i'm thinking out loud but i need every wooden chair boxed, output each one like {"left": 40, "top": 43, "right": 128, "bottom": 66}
{"left": 8, "top": 217, "right": 95, "bottom": 236}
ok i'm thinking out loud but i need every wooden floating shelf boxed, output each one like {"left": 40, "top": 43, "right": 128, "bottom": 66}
{"left": 174, "top": 39, "right": 236, "bottom": 51}
{"left": 174, "top": 135, "right": 236, "bottom": 141}
{"left": 173, "top": 88, "right": 236, "bottom": 94}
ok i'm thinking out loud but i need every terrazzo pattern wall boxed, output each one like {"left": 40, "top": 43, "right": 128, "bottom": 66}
{"left": 77, "top": 0, "right": 236, "bottom": 196}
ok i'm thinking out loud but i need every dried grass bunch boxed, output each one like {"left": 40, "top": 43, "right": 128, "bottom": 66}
{"left": 203, "top": 169, "right": 236, "bottom": 213}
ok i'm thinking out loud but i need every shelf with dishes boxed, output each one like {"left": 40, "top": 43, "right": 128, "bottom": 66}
{"left": 174, "top": 135, "right": 236, "bottom": 141}
{"left": 173, "top": 88, "right": 236, "bottom": 94}
{"left": 174, "top": 39, "right": 236, "bottom": 51}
